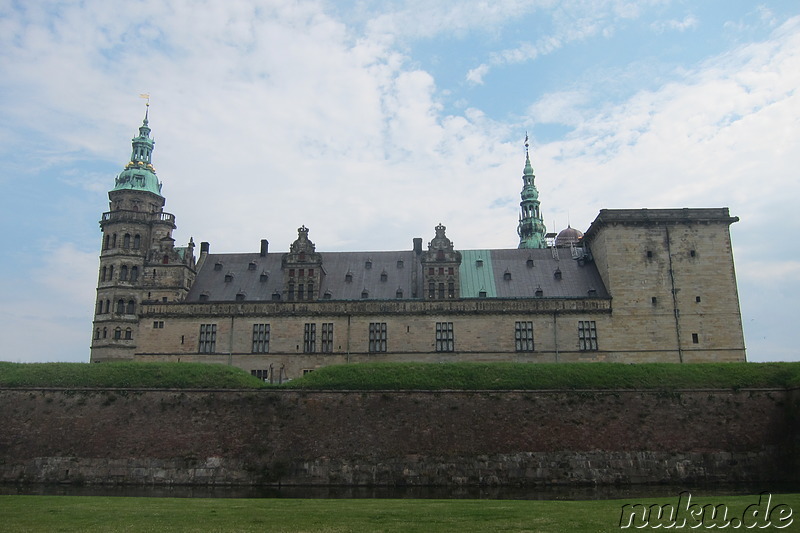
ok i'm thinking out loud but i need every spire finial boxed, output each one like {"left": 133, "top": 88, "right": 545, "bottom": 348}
{"left": 139, "top": 93, "right": 150, "bottom": 124}
{"left": 524, "top": 132, "right": 529, "bottom": 152}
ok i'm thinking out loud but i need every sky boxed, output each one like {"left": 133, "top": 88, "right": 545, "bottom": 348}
{"left": 1, "top": 0, "right": 798, "bottom": 363}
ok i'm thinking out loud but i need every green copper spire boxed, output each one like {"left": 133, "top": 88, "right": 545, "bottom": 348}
{"left": 517, "top": 134, "right": 547, "bottom": 249}
{"left": 112, "top": 104, "right": 162, "bottom": 196}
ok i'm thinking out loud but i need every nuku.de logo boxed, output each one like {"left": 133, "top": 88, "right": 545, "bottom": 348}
{"left": 618, "top": 492, "right": 793, "bottom": 529}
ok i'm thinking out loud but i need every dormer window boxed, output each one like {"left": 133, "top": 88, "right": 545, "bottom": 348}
{"left": 248, "top": 262, "right": 257, "bottom": 271}
{"left": 380, "top": 271, "right": 388, "bottom": 282}
{"left": 503, "top": 270, "right": 512, "bottom": 281}
{"left": 271, "top": 291, "right": 281, "bottom": 301}
{"left": 478, "top": 290, "right": 487, "bottom": 298}
{"left": 235, "top": 292, "right": 246, "bottom": 302}
{"left": 526, "top": 258, "right": 534, "bottom": 268}
{"left": 199, "top": 293, "right": 209, "bottom": 302}
{"left": 554, "top": 268, "right": 562, "bottom": 280}
{"left": 396, "top": 289, "right": 403, "bottom": 299}
{"left": 361, "top": 289, "right": 369, "bottom": 299}
{"left": 397, "top": 260, "right": 404, "bottom": 269}
{"left": 476, "top": 258, "right": 483, "bottom": 267}
{"left": 323, "top": 290, "right": 332, "bottom": 300}
{"left": 535, "top": 287, "right": 543, "bottom": 297}
{"left": 345, "top": 272, "right": 353, "bottom": 283}
{"left": 588, "top": 288, "right": 597, "bottom": 297}
{"left": 365, "top": 260, "right": 372, "bottom": 269}
{"left": 260, "top": 272, "right": 269, "bottom": 282}
{"left": 224, "top": 273, "right": 234, "bottom": 282}
{"left": 214, "top": 262, "right": 223, "bottom": 271}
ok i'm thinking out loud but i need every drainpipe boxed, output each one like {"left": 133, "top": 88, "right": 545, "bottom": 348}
{"left": 666, "top": 226, "right": 684, "bottom": 363}
{"left": 228, "top": 316, "right": 234, "bottom": 366}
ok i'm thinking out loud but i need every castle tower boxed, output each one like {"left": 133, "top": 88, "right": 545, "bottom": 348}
{"left": 517, "top": 137, "right": 547, "bottom": 249}
{"left": 90, "top": 106, "right": 195, "bottom": 362}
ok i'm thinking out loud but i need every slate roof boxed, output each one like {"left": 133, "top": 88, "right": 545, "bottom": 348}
{"left": 185, "top": 247, "right": 608, "bottom": 302}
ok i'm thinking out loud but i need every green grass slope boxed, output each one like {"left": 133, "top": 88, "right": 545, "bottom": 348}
{"left": 1, "top": 361, "right": 798, "bottom": 390}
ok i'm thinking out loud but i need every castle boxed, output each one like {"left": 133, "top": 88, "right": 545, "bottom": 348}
{"left": 90, "top": 109, "right": 747, "bottom": 379}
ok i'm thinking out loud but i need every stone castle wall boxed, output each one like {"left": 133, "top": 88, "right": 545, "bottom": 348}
{"left": 1, "top": 387, "right": 796, "bottom": 487}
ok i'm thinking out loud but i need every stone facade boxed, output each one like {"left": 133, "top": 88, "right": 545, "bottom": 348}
{"left": 89, "top": 114, "right": 747, "bottom": 376}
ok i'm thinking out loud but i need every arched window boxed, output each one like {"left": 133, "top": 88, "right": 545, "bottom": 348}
{"left": 114, "top": 328, "right": 122, "bottom": 340}
{"left": 133, "top": 234, "right": 141, "bottom": 249}
{"left": 116, "top": 299, "right": 125, "bottom": 314}
{"left": 126, "top": 300, "right": 135, "bottom": 314}
{"left": 123, "top": 234, "right": 131, "bottom": 248}
{"left": 124, "top": 328, "right": 132, "bottom": 340}
{"left": 103, "top": 327, "right": 107, "bottom": 338}
{"left": 109, "top": 265, "right": 114, "bottom": 280}
{"left": 130, "top": 266, "right": 139, "bottom": 282}
{"left": 100, "top": 266, "right": 107, "bottom": 282}
{"left": 120, "top": 265, "right": 128, "bottom": 281}
{"left": 104, "top": 300, "right": 110, "bottom": 313}
{"left": 96, "top": 300, "right": 102, "bottom": 315}
{"left": 111, "top": 234, "right": 117, "bottom": 248}
{"left": 103, "top": 234, "right": 110, "bottom": 250}
{"left": 94, "top": 329, "right": 100, "bottom": 340}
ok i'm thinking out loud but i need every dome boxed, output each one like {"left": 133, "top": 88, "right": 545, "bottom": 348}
{"left": 555, "top": 225, "right": 583, "bottom": 247}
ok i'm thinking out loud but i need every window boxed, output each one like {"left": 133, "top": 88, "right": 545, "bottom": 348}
{"left": 133, "top": 234, "right": 141, "bottom": 249}
{"left": 252, "top": 324, "right": 270, "bottom": 353}
{"left": 395, "top": 289, "right": 403, "bottom": 299}
{"left": 126, "top": 300, "right": 135, "bottom": 314}
{"left": 438, "top": 283, "right": 445, "bottom": 299}
{"left": 303, "top": 323, "right": 316, "bottom": 353}
{"left": 479, "top": 290, "right": 487, "bottom": 298}
{"left": 153, "top": 321, "right": 164, "bottom": 329}
{"left": 651, "top": 297, "right": 657, "bottom": 305}
{"left": 321, "top": 323, "right": 334, "bottom": 353}
{"left": 345, "top": 272, "right": 353, "bottom": 283}
{"left": 251, "top": 369, "right": 270, "bottom": 382}
{"left": 131, "top": 266, "right": 139, "bottom": 282}
{"left": 380, "top": 271, "right": 388, "bottom": 282}
{"left": 103, "top": 234, "right": 110, "bottom": 250}
{"left": 526, "top": 258, "right": 534, "bottom": 268}
{"left": 248, "top": 262, "right": 257, "bottom": 271}
{"left": 578, "top": 321, "right": 598, "bottom": 351}
{"left": 515, "top": 321, "right": 534, "bottom": 352}
{"left": 696, "top": 296, "right": 701, "bottom": 303}
{"left": 123, "top": 234, "right": 131, "bottom": 248}
{"left": 100, "top": 266, "right": 107, "bottom": 282}
{"left": 435, "top": 322, "right": 454, "bottom": 352}
{"left": 397, "top": 260, "right": 404, "bottom": 269}
{"left": 365, "top": 260, "right": 372, "bottom": 269}
{"left": 298, "top": 284, "right": 305, "bottom": 300}
{"left": 124, "top": 328, "right": 132, "bottom": 340}
{"left": 199, "top": 324, "right": 217, "bottom": 353}
{"left": 369, "top": 322, "right": 387, "bottom": 353}
{"left": 692, "top": 333, "right": 699, "bottom": 344}
{"left": 308, "top": 268, "right": 314, "bottom": 276}
{"left": 116, "top": 299, "right": 125, "bottom": 314}
{"left": 361, "top": 290, "right": 369, "bottom": 299}
{"left": 235, "top": 293, "right": 245, "bottom": 301}
{"left": 224, "top": 273, "right": 233, "bottom": 283}
{"left": 260, "top": 272, "right": 269, "bottom": 282}
{"left": 428, "top": 283, "right": 435, "bottom": 299}
{"left": 504, "top": 271, "right": 512, "bottom": 280}
{"left": 114, "top": 327, "right": 122, "bottom": 340}
{"left": 120, "top": 265, "right": 128, "bottom": 281}
{"left": 448, "top": 282, "right": 455, "bottom": 298}
{"left": 94, "top": 329, "right": 100, "bottom": 340}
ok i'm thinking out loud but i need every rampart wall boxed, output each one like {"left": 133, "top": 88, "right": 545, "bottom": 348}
{"left": 1, "top": 388, "right": 797, "bottom": 487}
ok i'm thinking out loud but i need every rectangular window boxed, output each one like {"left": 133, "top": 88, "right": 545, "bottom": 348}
{"left": 153, "top": 321, "right": 164, "bottom": 329}
{"left": 435, "top": 322, "right": 454, "bottom": 352}
{"left": 252, "top": 323, "right": 270, "bottom": 353}
{"left": 369, "top": 322, "right": 387, "bottom": 353}
{"left": 199, "top": 323, "right": 217, "bottom": 353}
{"left": 515, "top": 321, "right": 534, "bottom": 352}
{"left": 304, "top": 323, "right": 316, "bottom": 353}
{"left": 321, "top": 323, "right": 334, "bottom": 353}
{"left": 578, "top": 321, "right": 598, "bottom": 351}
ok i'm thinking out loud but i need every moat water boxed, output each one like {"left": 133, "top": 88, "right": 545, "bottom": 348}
{"left": 3, "top": 482, "right": 797, "bottom": 500}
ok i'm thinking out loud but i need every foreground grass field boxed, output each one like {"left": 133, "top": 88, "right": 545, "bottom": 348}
{"left": 1, "top": 493, "right": 797, "bottom": 532}
{"left": 1, "top": 360, "right": 799, "bottom": 390}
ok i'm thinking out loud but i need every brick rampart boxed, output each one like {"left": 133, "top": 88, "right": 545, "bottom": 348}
{"left": 0, "top": 388, "right": 796, "bottom": 487}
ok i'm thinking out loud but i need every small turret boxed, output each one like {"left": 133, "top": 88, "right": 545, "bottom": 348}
{"left": 517, "top": 134, "right": 547, "bottom": 249}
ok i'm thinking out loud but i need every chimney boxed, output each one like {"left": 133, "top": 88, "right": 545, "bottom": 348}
{"left": 260, "top": 239, "right": 269, "bottom": 257}
{"left": 413, "top": 238, "right": 422, "bottom": 255}
{"left": 200, "top": 242, "right": 210, "bottom": 255}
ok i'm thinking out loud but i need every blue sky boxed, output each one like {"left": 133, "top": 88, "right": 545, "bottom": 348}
{"left": 1, "top": 0, "right": 798, "bottom": 363}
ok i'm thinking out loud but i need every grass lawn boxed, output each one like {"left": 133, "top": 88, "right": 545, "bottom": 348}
{"left": 2, "top": 361, "right": 799, "bottom": 390}
{"left": 1, "top": 493, "right": 797, "bottom": 532}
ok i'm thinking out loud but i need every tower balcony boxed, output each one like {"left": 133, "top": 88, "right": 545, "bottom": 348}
{"left": 101, "top": 210, "right": 175, "bottom": 226}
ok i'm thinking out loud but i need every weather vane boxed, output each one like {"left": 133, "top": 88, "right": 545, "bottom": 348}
{"left": 524, "top": 132, "right": 529, "bottom": 152}
{"left": 139, "top": 93, "right": 150, "bottom": 107}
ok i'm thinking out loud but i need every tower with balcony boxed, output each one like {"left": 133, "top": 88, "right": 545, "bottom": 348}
{"left": 90, "top": 106, "right": 195, "bottom": 362}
